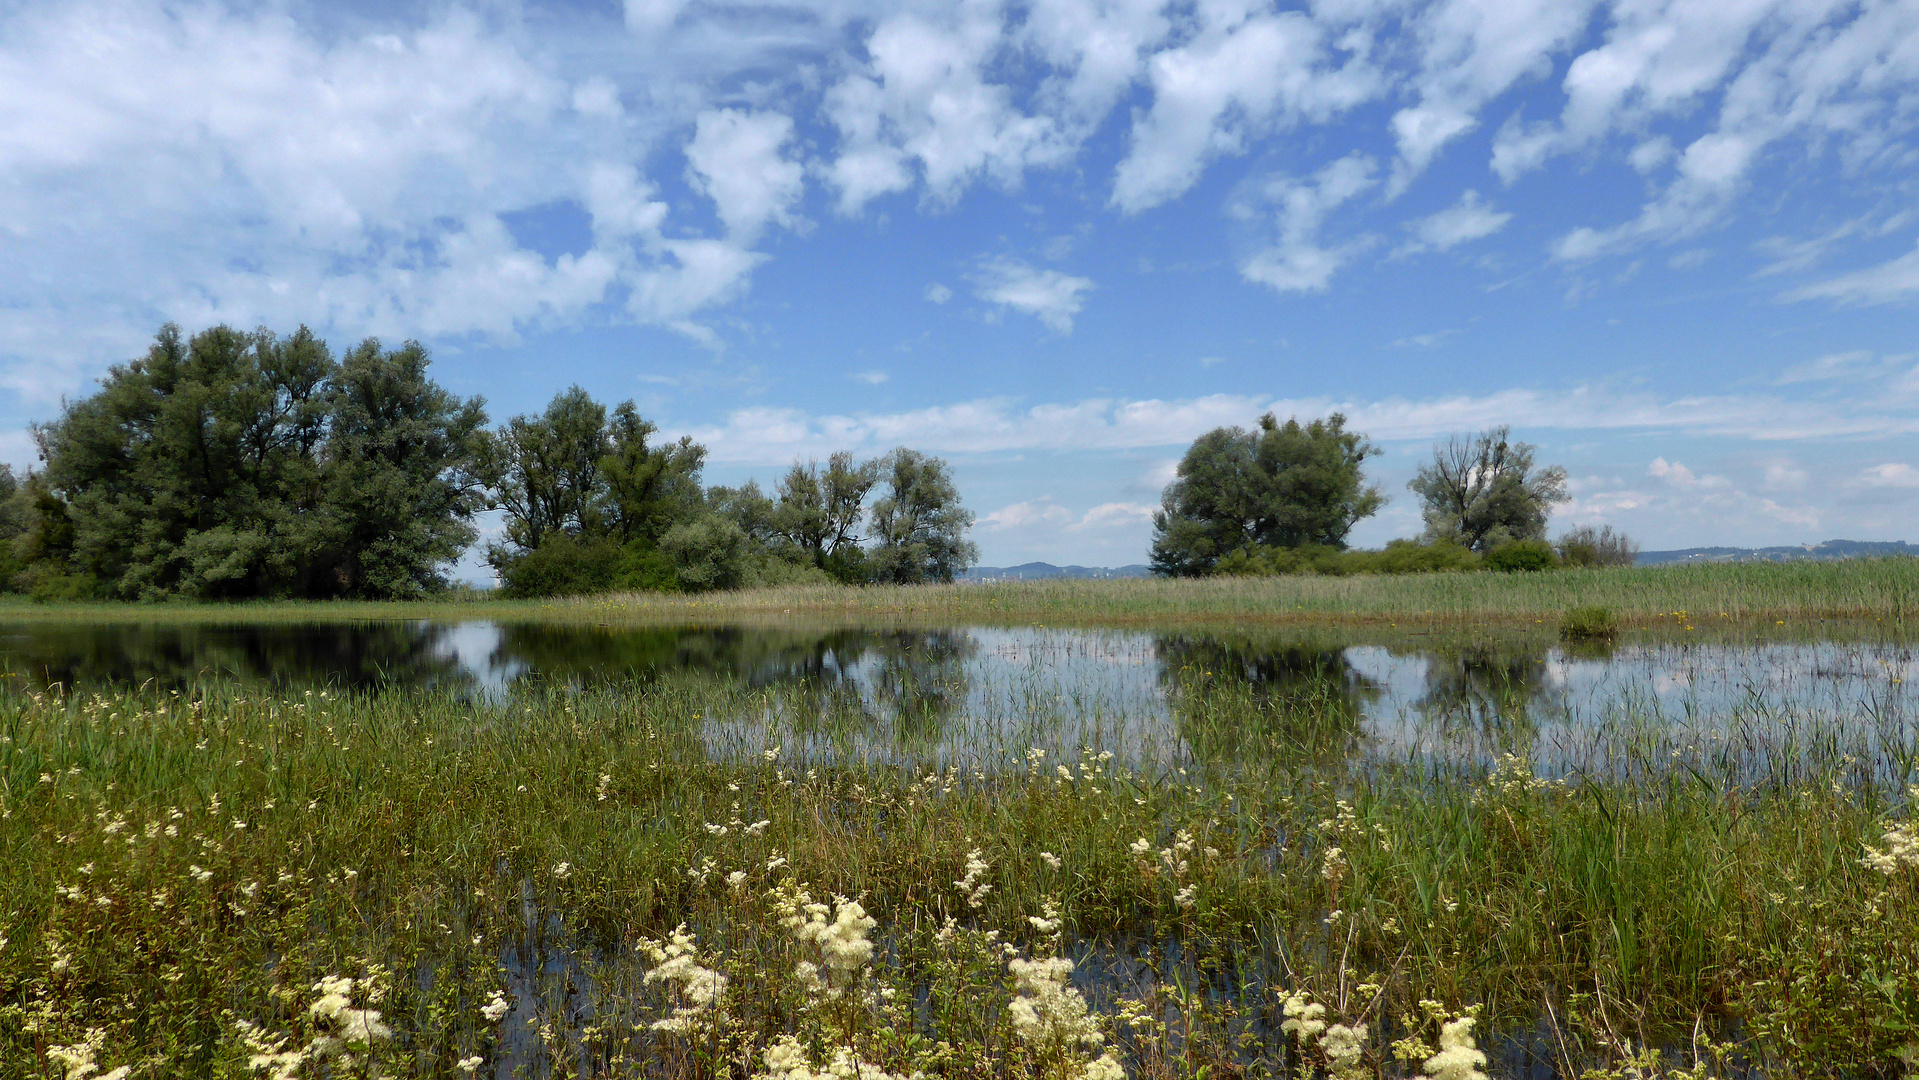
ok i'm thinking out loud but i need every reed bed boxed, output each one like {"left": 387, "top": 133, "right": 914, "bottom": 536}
{"left": 4, "top": 656, "right": 1917, "bottom": 1079}
{"left": 0, "top": 558, "right": 1914, "bottom": 630}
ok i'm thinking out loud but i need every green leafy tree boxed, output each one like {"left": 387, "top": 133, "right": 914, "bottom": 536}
{"left": 774, "top": 451, "right": 880, "bottom": 577}
{"left": 866, "top": 449, "right": 978, "bottom": 584}
{"left": 598, "top": 402, "right": 707, "bottom": 543}
{"left": 30, "top": 323, "right": 484, "bottom": 599}
{"left": 1408, "top": 426, "right": 1568, "bottom": 553}
{"left": 485, "top": 386, "right": 609, "bottom": 556}
{"left": 34, "top": 324, "right": 333, "bottom": 598}
{"left": 315, "top": 339, "right": 491, "bottom": 598}
{"left": 1151, "top": 413, "right": 1384, "bottom": 577}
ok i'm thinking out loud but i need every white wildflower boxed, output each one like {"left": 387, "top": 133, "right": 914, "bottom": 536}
{"left": 1422, "top": 1014, "right": 1488, "bottom": 1080}
{"left": 1040, "top": 851, "right": 1062, "bottom": 871}
{"left": 480, "top": 990, "right": 510, "bottom": 1023}
{"left": 954, "top": 848, "right": 992, "bottom": 909}
{"left": 552, "top": 862, "right": 572, "bottom": 880}
{"left": 640, "top": 924, "right": 728, "bottom": 1033}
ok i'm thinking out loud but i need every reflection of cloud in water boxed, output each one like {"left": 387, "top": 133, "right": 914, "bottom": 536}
{"left": 0, "top": 620, "right": 1911, "bottom": 783}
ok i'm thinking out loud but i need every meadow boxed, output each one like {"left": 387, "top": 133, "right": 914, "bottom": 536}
{"left": 5, "top": 614, "right": 1918, "bottom": 1078}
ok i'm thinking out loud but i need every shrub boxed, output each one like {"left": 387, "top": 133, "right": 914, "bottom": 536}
{"left": 1485, "top": 538, "right": 1558, "bottom": 572}
{"left": 1558, "top": 524, "right": 1638, "bottom": 568}
{"left": 1559, "top": 606, "right": 1618, "bottom": 643}
{"left": 1349, "top": 538, "right": 1481, "bottom": 575}
{"left": 496, "top": 534, "right": 626, "bottom": 597}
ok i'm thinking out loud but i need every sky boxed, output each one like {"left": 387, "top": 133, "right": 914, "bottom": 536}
{"left": 2, "top": 0, "right": 1917, "bottom": 575}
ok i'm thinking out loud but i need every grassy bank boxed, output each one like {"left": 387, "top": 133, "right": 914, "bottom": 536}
{"left": 4, "top": 668, "right": 1916, "bottom": 1078}
{"left": 0, "top": 558, "right": 1915, "bottom": 631}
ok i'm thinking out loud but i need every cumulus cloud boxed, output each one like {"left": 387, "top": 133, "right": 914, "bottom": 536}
{"left": 925, "top": 282, "right": 954, "bottom": 304}
{"left": 685, "top": 109, "right": 805, "bottom": 241}
{"left": 1110, "top": 4, "right": 1377, "bottom": 213}
{"left": 971, "top": 257, "right": 1093, "bottom": 333}
{"left": 1859, "top": 462, "right": 1919, "bottom": 488}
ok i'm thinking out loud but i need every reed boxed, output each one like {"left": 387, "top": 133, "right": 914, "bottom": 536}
{"left": 0, "top": 557, "right": 1913, "bottom": 630}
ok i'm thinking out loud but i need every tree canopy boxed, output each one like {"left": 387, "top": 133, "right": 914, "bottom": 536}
{"left": 1407, "top": 425, "right": 1569, "bottom": 553}
{"left": 26, "top": 324, "right": 487, "bottom": 600}
{"left": 1151, "top": 413, "right": 1383, "bottom": 576}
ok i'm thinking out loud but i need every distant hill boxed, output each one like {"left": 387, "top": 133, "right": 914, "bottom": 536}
{"left": 1637, "top": 538, "right": 1916, "bottom": 566}
{"left": 959, "top": 562, "right": 1154, "bottom": 582}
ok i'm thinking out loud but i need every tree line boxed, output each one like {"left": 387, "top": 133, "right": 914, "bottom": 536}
{"left": 1150, "top": 413, "right": 1637, "bottom": 577}
{"left": 0, "top": 324, "right": 976, "bottom": 601}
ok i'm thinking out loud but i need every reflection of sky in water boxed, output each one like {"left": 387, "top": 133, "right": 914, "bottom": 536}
{"left": 0, "top": 620, "right": 1911, "bottom": 781}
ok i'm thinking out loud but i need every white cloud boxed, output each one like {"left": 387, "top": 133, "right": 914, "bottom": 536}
{"left": 1074, "top": 502, "right": 1156, "bottom": 530}
{"left": 925, "top": 282, "right": 954, "bottom": 304}
{"left": 1397, "top": 190, "right": 1512, "bottom": 255}
{"left": 981, "top": 497, "right": 1076, "bottom": 531}
{"left": 1110, "top": 5, "right": 1377, "bottom": 214}
{"left": 0, "top": 2, "right": 805, "bottom": 398}
{"left": 1859, "top": 462, "right": 1919, "bottom": 488}
{"left": 971, "top": 257, "right": 1093, "bottom": 333}
{"left": 851, "top": 370, "right": 889, "bottom": 385}
{"left": 1784, "top": 241, "right": 1919, "bottom": 305}
{"left": 1389, "top": 0, "right": 1597, "bottom": 193}
{"left": 680, "top": 380, "right": 1919, "bottom": 464}
{"left": 824, "top": 3, "right": 1067, "bottom": 214}
{"left": 1239, "top": 153, "right": 1377, "bottom": 293}
{"left": 685, "top": 109, "right": 805, "bottom": 242}
{"left": 1536, "top": 0, "right": 1919, "bottom": 260}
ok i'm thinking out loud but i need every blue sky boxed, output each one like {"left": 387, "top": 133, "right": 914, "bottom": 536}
{"left": 2, "top": 0, "right": 1917, "bottom": 574}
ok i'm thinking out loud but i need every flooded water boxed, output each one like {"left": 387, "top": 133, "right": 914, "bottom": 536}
{"left": 1, "top": 619, "right": 1912, "bottom": 783}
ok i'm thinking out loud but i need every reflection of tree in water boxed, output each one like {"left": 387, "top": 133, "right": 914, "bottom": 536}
{"left": 488, "top": 624, "right": 974, "bottom": 744}
{"left": 1411, "top": 641, "right": 1557, "bottom": 750}
{"left": 0, "top": 621, "right": 473, "bottom": 693}
{"left": 1157, "top": 635, "right": 1378, "bottom": 764}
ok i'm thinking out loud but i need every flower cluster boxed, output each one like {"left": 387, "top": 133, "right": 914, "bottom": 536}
{"left": 235, "top": 972, "right": 393, "bottom": 1080}
{"left": 46, "top": 1028, "right": 130, "bottom": 1080}
{"left": 779, "top": 889, "right": 879, "bottom": 996}
{"left": 753, "top": 1036, "right": 919, "bottom": 1080}
{"left": 1281, "top": 991, "right": 1368, "bottom": 1080}
{"left": 639, "top": 924, "right": 729, "bottom": 1033}
{"left": 954, "top": 848, "right": 992, "bottom": 909}
{"left": 1860, "top": 787, "right": 1919, "bottom": 875}
{"left": 1005, "top": 951, "right": 1124, "bottom": 1080}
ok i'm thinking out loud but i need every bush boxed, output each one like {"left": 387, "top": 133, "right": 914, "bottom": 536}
{"left": 1215, "top": 539, "right": 1484, "bottom": 577}
{"left": 1559, "top": 606, "right": 1618, "bottom": 643}
{"left": 1485, "top": 538, "right": 1559, "bottom": 572}
{"left": 495, "top": 534, "right": 626, "bottom": 597}
{"left": 1558, "top": 524, "right": 1638, "bottom": 568}
{"left": 1348, "top": 538, "right": 1482, "bottom": 574}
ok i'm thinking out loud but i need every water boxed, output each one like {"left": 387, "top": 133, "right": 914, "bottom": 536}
{"left": 1, "top": 619, "right": 1911, "bottom": 783}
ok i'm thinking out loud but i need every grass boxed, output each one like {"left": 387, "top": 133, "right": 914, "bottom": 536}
{"left": 0, "top": 558, "right": 1914, "bottom": 630}
{"left": 4, "top": 648, "right": 1918, "bottom": 1078}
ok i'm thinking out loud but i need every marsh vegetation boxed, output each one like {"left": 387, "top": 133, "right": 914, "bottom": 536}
{"left": 5, "top": 615, "right": 1918, "bottom": 1077}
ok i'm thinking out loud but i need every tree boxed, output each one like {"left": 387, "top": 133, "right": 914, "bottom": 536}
{"left": 30, "top": 323, "right": 486, "bottom": 599}
{"left": 315, "top": 338, "right": 491, "bottom": 598}
{"left": 485, "top": 386, "right": 608, "bottom": 555}
{"left": 774, "top": 452, "right": 880, "bottom": 574}
{"left": 1407, "top": 426, "right": 1568, "bottom": 553}
{"left": 1151, "top": 413, "right": 1383, "bottom": 577}
{"left": 598, "top": 402, "right": 706, "bottom": 544}
{"left": 867, "top": 449, "right": 978, "bottom": 584}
